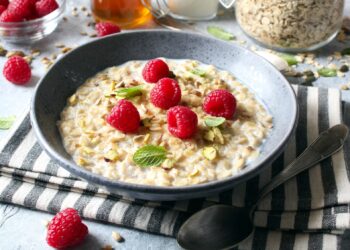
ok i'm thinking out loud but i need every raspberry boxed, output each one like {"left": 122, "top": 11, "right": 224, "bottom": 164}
{"left": 0, "top": 5, "right": 6, "bottom": 15}
{"left": 8, "top": 0, "right": 34, "bottom": 19}
{"left": 142, "top": 59, "right": 170, "bottom": 83}
{"left": 95, "top": 22, "right": 121, "bottom": 37}
{"left": 46, "top": 208, "right": 88, "bottom": 249}
{"left": 167, "top": 106, "right": 198, "bottom": 139}
{"left": 35, "top": 0, "right": 59, "bottom": 18}
{"left": 203, "top": 89, "right": 237, "bottom": 119}
{"left": 107, "top": 99, "right": 140, "bottom": 133}
{"left": 150, "top": 78, "right": 181, "bottom": 110}
{"left": 3, "top": 56, "right": 31, "bottom": 85}
{"left": 0, "top": 10, "right": 22, "bottom": 22}
{"left": 0, "top": 0, "right": 8, "bottom": 7}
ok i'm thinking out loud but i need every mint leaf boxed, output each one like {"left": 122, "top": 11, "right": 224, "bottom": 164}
{"left": 191, "top": 68, "right": 206, "bottom": 77}
{"left": 341, "top": 48, "right": 350, "bottom": 56}
{"left": 204, "top": 117, "right": 226, "bottom": 127}
{"left": 207, "top": 26, "right": 235, "bottom": 41}
{"left": 115, "top": 86, "right": 142, "bottom": 99}
{"left": 0, "top": 116, "right": 15, "bottom": 130}
{"left": 318, "top": 68, "right": 337, "bottom": 77}
{"left": 133, "top": 145, "right": 167, "bottom": 167}
{"left": 278, "top": 53, "right": 298, "bottom": 66}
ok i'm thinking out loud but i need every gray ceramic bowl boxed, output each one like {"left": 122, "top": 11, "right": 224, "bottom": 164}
{"left": 31, "top": 30, "right": 298, "bottom": 201}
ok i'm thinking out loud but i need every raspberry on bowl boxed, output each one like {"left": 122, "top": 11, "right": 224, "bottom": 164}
{"left": 3, "top": 55, "right": 31, "bottom": 85}
{"left": 142, "top": 59, "right": 170, "bottom": 83}
{"left": 167, "top": 106, "right": 198, "bottom": 139}
{"left": 46, "top": 208, "right": 88, "bottom": 249}
{"left": 107, "top": 99, "right": 140, "bottom": 133}
{"left": 150, "top": 78, "right": 181, "bottom": 110}
{"left": 95, "top": 22, "right": 121, "bottom": 37}
{"left": 203, "top": 89, "right": 237, "bottom": 119}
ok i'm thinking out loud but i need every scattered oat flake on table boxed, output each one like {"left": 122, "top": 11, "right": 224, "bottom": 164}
{"left": 340, "top": 84, "right": 349, "bottom": 90}
{"left": 42, "top": 220, "right": 50, "bottom": 228}
{"left": 101, "top": 245, "right": 113, "bottom": 250}
{"left": 112, "top": 231, "right": 124, "bottom": 242}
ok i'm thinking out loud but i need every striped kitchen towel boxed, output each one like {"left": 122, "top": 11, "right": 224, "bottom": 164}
{"left": 1, "top": 85, "right": 350, "bottom": 249}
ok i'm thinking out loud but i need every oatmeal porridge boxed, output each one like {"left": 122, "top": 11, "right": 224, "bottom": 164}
{"left": 58, "top": 59, "right": 272, "bottom": 187}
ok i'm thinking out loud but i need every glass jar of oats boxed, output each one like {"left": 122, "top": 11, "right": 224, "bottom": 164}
{"left": 235, "top": 0, "right": 344, "bottom": 52}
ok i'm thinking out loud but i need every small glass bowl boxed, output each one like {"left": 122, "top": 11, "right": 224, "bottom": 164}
{"left": 0, "top": 0, "right": 66, "bottom": 44}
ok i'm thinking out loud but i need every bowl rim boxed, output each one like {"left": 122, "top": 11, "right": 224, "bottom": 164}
{"left": 30, "top": 29, "right": 298, "bottom": 196}
{"left": 0, "top": 0, "right": 66, "bottom": 28}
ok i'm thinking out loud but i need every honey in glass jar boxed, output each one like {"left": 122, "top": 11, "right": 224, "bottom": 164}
{"left": 91, "top": 0, "right": 153, "bottom": 29}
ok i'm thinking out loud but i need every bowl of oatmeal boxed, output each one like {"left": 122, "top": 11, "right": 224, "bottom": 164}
{"left": 31, "top": 30, "right": 297, "bottom": 200}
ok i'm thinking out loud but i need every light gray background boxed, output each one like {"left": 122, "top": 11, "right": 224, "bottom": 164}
{"left": 0, "top": 1, "right": 349, "bottom": 249}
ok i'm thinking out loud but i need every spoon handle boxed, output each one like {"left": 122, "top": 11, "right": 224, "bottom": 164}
{"left": 251, "top": 124, "right": 348, "bottom": 215}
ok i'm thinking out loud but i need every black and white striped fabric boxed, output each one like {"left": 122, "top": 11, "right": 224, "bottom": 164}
{"left": 1, "top": 85, "right": 350, "bottom": 249}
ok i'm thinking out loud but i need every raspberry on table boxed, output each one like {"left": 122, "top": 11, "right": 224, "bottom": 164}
{"left": 3, "top": 56, "right": 31, "bottom": 85}
{"left": 46, "top": 208, "right": 88, "bottom": 249}
{"left": 35, "top": 0, "right": 59, "bottom": 17}
{"left": 167, "top": 106, "right": 198, "bottom": 139}
{"left": 107, "top": 99, "right": 140, "bottom": 133}
{"left": 150, "top": 78, "right": 181, "bottom": 110}
{"left": 203, "top": 89, "right": 237, "bottom": 119}
{"left": 95, "top": 22, "right": 121, "bottom": 37}
{"left": 142, "top": 59, "right": 170, "bottom": 83}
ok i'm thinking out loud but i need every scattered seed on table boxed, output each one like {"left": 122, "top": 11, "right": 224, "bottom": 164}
{"left": 0, "top": 46, "right": 7, "bottom": 56}
{"left": 337, "top": 30, "right": 346, "bottom": 42}
{"left": 340, "top": 84, "right": 349, "bottom": 90}
{"left": 30, "top": 49, "right": 41, "bottom": 57}
{"left": 339, "top": 65, "right": 349, "bottom": 73}
{"left": 6, "top": 50, "right": 25, "bottom": 58}
{"left": 101, "top": 245, "right": 113, "bottom": 250}
{"left": 61, "top": 47, "right": 72, "bottom": 54}
{"left": 55, "top": 43, "right": 65, "bottom": 48}
{"left": 112, "top": 231, "right": 124, "bottom": 242}
{"left": 42, "top": 220, "right": 50, "bottom": 228}
{"left": 24, "top": 56, "right": 33, "bottom": 64}
{"left": 50, "top": 54, "right": 57, "bottom": 60}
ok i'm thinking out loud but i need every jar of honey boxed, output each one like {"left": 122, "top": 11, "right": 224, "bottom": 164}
{"left": 91, "top": 0, "right": 153, "bottom": 29}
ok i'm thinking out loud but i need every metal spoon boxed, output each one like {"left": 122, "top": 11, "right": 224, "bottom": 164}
{"left": 177, "top": 124, "right": 349, "bottom": 250}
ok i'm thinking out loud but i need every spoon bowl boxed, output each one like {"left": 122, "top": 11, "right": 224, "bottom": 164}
{"left": 177, "top": 205, "right": 252, "bottom": 250}
{"left": 177, "top": 124, "right": 348, "bottom": 250}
